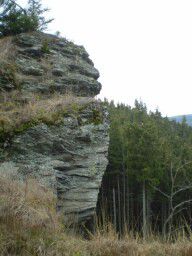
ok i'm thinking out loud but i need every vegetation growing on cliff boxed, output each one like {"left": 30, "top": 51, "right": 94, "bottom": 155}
{"left": 98, "top": 99, "right": 192, "bottom": 240}
{"left": 0, "top": 0, "right": 53, "bottom": 37}
{"left": 0, "top": 92, "right": 95, "bottom": 142}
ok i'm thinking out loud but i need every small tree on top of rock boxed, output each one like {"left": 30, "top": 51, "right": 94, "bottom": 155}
{"left": 0, "top": 0, "right": 53, "bottom": 37}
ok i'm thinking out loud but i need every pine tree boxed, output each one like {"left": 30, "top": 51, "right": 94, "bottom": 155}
{"left": 27, "top": 0, "right": 53, "bottom": 31}
{"left": 0, "top": 0, "right": 53, "bottom": 37}
{"left": 98, "top": 99, "right": 192, "bottom": 237}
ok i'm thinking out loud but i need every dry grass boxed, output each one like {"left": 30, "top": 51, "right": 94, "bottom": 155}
{"left": 87, "top": 227, "right": 192, "bottom": 256}
{"left": 0, "top": 36, "right": 14, "bottom": 61}
{"left": 0, "top": 175, "right": 60, "bottom": 255}
{"left": 0, "top": 177, "right": 57, "bottom": 229}
{"left": 0, "top": 92, "right": 94, "bottom": 141}
{"left": 0, "top": 36, "right": 20, "bottom": 91}
{"left": 0, "top": 175, "right": 192, "bottom": 256}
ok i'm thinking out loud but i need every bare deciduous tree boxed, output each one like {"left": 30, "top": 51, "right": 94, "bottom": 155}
{"left": 152, "top": 161, "right": 192, "bottom": 238}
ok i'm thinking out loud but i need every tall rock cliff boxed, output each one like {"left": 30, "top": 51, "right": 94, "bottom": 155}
{"left": 0, "top": 32, "right": 109, "bottom": 224}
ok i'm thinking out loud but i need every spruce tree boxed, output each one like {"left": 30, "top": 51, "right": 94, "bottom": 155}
{"left": 0, "top": 0, "right": 53, "bottom": 37}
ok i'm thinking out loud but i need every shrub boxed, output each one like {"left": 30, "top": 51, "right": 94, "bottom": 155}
{"left": 41, "top": 39, "right": 50, "bottom": 53}
{"left": 0, "top": 0, "right": 53, "bottom": 37}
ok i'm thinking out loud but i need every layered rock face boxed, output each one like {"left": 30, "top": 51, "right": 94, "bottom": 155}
{"left": 0, "top": 32, "right": 109, "bottom": 224}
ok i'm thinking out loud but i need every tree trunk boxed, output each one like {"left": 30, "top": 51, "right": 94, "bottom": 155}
{"left": 127, "top": 176, "right": 130, "bottom": 229}
{"left": 117, "top": 177, "right": 121, "bottom": 234}
{"left": 123, "top": 170, "right": 126, "bottom": 231}
{"left": 113, "top": 188, "right": 117, "bottom": 231}
{"left": 130, "top": 187, "right": 134, "bottom": 230}
{"left": 161, "top": 202, "right": 166, "bottom": 234}
{"left": 142, "top": 181, "right": 147, "bottom": 239}
{"left": 146, "top": 190, "right": 151, "bottom": 234}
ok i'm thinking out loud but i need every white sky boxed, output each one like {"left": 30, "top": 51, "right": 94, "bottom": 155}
{"left": 18, "top": 0, "right": 192, "bottom": 117}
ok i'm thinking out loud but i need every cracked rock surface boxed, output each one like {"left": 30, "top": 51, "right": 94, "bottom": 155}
{"left": 0, "top": 32, "right": 109, "bottom": 224}
{"left": 12, "top": 32, "right": 101, "bottom": 96}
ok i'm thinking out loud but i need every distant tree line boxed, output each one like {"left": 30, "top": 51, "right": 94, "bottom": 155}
{"left": 97, "top": 100, "right": 192, "bottom": 239}
{"left": 0, "top": 0, "right": 53, "bottom": 37}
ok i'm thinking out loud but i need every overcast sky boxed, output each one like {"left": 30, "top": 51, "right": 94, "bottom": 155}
{"left": 18, "top": 0, "right": 192, "bottom": 116}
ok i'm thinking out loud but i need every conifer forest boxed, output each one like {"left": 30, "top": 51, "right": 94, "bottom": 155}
{"left": 97, "top": 100, "right": 192, "bottom": 239}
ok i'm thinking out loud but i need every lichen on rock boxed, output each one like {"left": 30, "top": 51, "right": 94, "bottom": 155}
{"left": 0, "top": 32, "right": 109, "bottom": 225}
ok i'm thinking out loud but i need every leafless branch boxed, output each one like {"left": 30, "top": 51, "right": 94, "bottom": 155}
{"left": 172, "top": 185, "right": 192, "bottom": 197}
{"left": 150, "top": 185, "right": 170, "bottom": 199}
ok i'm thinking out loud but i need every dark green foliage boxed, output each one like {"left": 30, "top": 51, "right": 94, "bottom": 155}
{"left": 27, "top": 0, "right": 54, "bottom": 31}
{"left": 97, "top": 99, "right": 192, "bottom": 237}
{"left": 0, "top": 0, "right": 53, "bottom": 37}
{"left": 0, "top": 9, "right": 37, "bottom": 36}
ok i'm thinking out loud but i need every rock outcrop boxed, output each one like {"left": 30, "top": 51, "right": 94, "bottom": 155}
{"left": 0, "top": 32, "right": 109, "bottom": 224}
